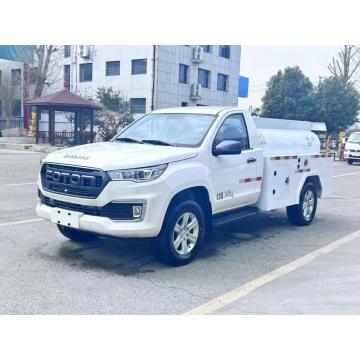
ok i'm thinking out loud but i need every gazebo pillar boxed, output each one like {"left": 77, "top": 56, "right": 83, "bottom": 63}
{"left": 90, "top": 110, "right": 94, "bottom": 143}
{"left": 74, "top": 111, "right": 80, "bottom": 145}
{"left": 48, "top": 109, "right": 55, "bottom": 145}
{"left": 35, "top": 107, "right": 41, "bottom": 144}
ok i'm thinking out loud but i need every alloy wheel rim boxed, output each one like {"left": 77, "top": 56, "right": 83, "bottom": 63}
{"left": 172, "top": 212, "right": 199, "bottom": 256}
{"left": 302, "top": 190, "right": 315, "bottom": 221}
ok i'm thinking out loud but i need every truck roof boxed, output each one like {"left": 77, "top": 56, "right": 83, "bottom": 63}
{"left": 152, "top": 106, "right": 244, "bottom": 115}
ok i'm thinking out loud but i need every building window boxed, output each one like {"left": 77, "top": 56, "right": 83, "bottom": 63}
{"left": 219, "top": 45, "right": 231, "bottom": 59}
{"left": 181, "top": 102, "right": 188, "bottom": 107}
{"left": 106, "top": 61, "right": 120, "bottom": 76}
{"left": 130, "top": 98, "right": 146, "bottom": 113}
{"left": 12, "top": 100, "right": 22, "bottom": 117}
{"left": 200, "top": 45, "right": 211, "bottom": 53}
{"left": 217, "top": 73, "right": 228, "bottom": 91}
{"left": 64, "top": 45, "right": 71, "bottom": 58}
{"left": 64, "top": 65, "right": 70, "bottom": 88}
{"left": 198, "top": 68, "right": 210, "bottom": 88}
{"left": 131, "top": 59, "right": 147, "bottom": 75}
{"left": 79, "top": 63, "right": 92, "bottom": 82}
{"left": 178, "top": 64, "right": 189, "bottom": 84}
{"left": 11, "top": 69, "right": 21, "bottom": 85}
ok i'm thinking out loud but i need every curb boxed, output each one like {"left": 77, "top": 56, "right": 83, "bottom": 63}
{"left": 0, "top": 143, "right": 64, "bottom": 153}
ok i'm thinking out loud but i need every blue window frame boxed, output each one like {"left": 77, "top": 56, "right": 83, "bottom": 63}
{"left": 79, "top": 63, "right": 92, "bottom": 82}
{"left": 198, "top": 68, "right": 210, "bottom": 88}
{"left": 200, "top": 45, "right": 211, "bottom": 53}
{"left": 217, "top": 73, "right": 228, "bottom": 91}
{"left": 12, "top": 100, "right": 21, "bottom": 117}
{"left": 131, "top": 98, "right": 146, "bottom": 113}
{"left": 132, "top": 59, "right": 147, "bottom": 75}
{"left": 219, "top": 45, "right": 231, "bottom": 59}
{"left": 64, "top": 45, "right": 71, "bottom": 58}
{"left": 11, "top": 69, "right": 21, "bottom": 85}
{"left": 106, "top": 61, "right": 120, "bottom": 76}
{"left": 178, "top": 64, "right": 189, "bottom": 84}
{"left": 63, "top": 65, "right": 70, "bottom": 88}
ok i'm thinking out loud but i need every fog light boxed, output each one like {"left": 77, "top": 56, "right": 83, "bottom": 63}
{"left": 132, "top": 205, "right": 143, "bottom": 219}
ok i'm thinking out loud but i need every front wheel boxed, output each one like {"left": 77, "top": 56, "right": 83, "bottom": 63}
{"left": 287, "top": 183, "right": 317, "bottom": 226}
{"left": 152, "top": 200, "right": 205, "bottom": 266}
{"left": 347, "top": 159, "right": 353, "bottom": 165}
{"left": 57, "top": 225, "right": 99, "bottom": 242}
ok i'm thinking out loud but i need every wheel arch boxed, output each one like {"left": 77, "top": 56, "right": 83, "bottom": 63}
{"left": 304, "top": 175, "right": 322, "bottom": 198}
{"left": 164, "top": 186, "right": 213, "bottom": 232}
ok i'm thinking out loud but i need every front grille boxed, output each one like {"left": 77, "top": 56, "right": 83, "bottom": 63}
{"left": 38, "top": 190, "right": 141, "bottom": 220}
{"left": 41, "top": 163, "right": 108, "bottom": 198}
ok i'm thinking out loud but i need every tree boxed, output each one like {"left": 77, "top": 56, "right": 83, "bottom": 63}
{"left": 328, "top": 45, "right": 360, "bottom": 86}
{"left": 96, "top": 87, "right": 134, "bottom": 140}
{"left": 13, "top": 45, "right": 63, "bottom": 98}
{"left": 312, "top": 77, "right": 360, "bottom": 134}
{"left": 261, "top": 66, "right": 315, "bottom": 120}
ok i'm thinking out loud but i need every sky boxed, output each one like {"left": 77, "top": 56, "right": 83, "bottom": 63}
{"left": 238, "top": 45, "right": 341, "bottom": 110}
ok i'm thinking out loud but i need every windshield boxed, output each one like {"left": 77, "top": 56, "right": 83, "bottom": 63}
{"left": 114, "top": 113, "right": 216, "bottom": 147}
{"left": 348, "top": 132, "right": 360, "bottom": 144}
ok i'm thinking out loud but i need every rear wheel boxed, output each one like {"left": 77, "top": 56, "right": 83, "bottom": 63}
{"left": 152, "top": 200, "right": 205, "bottom": 266}
{"left": 57, "top": 225, "right": 99, "bottom": 242}
{"left": 287, "top": 183, "right": 317, "bottom": 226}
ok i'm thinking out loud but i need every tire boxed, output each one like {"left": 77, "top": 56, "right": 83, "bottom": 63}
{"left": 347, "top": 159, "right": 353, "bottom": 165}
{"left": 152, "top": 200, "right": 205, "bottom": 266}
{"left": 57, "top": 225, "right": 99, "bottom": 242}
{"left": 286, "top": 183, "right": 317, "bottom": 226}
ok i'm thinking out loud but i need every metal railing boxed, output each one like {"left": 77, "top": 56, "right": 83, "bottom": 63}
{"left": 37, "top": 131, "right": 93, "bottom": 145}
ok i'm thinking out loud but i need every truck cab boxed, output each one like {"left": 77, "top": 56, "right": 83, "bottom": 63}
{"left": 37, "top": 107, "right": 333, "bottom": 266}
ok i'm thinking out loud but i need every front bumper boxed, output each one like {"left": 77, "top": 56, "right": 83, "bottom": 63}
{"left": 344, "top": 151, "right": 360, "bottom": 160}
{"left": 36, "top": 177, "right": 172, "bottom": 238}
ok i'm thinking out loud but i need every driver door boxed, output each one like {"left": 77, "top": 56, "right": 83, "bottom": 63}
{"left": 211, "top": 113, "right": 259, "bottom": 213}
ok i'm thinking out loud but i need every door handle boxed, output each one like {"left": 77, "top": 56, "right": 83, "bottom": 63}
{"left": 247, "top": 157, "right": 257, "bottom": 163}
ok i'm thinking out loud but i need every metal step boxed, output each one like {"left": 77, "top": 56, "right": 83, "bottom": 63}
{"left": 213, "top": 206, "right": 259, "bottom": 226}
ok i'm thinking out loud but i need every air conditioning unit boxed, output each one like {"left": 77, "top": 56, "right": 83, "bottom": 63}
{"left": 190, "top": 83, "right": 202, "bottom": 99}
{"left": 79, "top": 45, "right": 91, "bottom": 58}
{"left": 192, "top": 46, "right": 204, "bottom": 63}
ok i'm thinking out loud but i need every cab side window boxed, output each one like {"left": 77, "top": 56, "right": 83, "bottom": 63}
{"left": 213, "top": 114, "right": 250, "bottom": 150}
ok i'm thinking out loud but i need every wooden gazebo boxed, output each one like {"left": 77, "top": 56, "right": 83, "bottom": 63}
{"left": 25, "top": 89, "right": 102, "bottom": 146}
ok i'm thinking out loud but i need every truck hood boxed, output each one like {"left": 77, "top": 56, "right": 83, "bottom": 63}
{"left": 345, "top": 142, "right": 360, "bottom": 150}
{"left": 43, "top": 142, "right": 198, "bottom": 170}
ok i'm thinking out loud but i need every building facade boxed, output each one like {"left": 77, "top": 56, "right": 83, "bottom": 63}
{"left": 0, "top": 59, "right": 24, "bottom": 130}
{"left": 60, "top": 45, "right": 241, "bottom": 113}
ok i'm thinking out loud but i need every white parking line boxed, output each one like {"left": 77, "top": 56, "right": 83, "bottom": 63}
{"left": 0, "top": 218, "right": 43, "bottom": 227}
{"left": 185, "top": 228, "right": 360, "bottom": 315}
{"left": 332, "top": 172, "right": 360, "bottom": 178}
{"left": 3, "top": 182, "right": 37, "bottom": 186}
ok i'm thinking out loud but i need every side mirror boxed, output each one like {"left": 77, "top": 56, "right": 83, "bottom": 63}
{"left": 212, "top": 140, "right": 242, "bottom": 156}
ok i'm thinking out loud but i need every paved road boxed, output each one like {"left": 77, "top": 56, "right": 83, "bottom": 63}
{"left": 0, "top": 149, "right": 359, "bottom": 314}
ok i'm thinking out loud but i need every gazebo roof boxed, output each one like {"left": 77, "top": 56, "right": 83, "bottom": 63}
{"left": 25, "top": 89, "right": 102, "bottom": 110}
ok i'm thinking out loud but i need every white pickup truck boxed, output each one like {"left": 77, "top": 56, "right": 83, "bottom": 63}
{"left": 344, "top": 131, "right": 360, "bottom": 165}
{"left": 37, "top": 107, "right": 333, "bottom": 266}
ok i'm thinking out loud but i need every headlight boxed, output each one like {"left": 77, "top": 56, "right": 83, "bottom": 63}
{"left": 107, "top": 164, "right": 168, "bottom": 182}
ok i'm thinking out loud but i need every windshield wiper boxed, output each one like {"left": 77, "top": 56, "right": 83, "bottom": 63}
{"left": 141, "top": 139, "right": 173, "bottom": 146}
{"left": 114, "top": 137, "right": 144, "bottom": 144}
